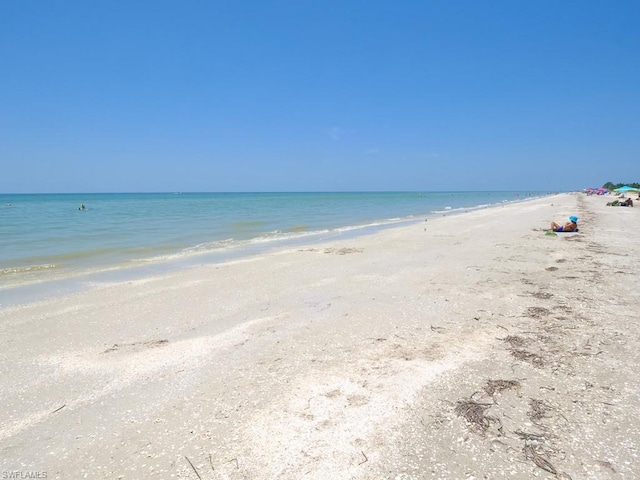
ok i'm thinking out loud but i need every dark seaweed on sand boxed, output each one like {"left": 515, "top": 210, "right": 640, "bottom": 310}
{"left": 484, "top": 379, "right": 521, "bottom": 396}
{"left": 454, "top": 400, "right": 498, "bottom": 433}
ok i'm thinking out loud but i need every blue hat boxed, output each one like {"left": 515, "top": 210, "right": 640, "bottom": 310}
{"left": 569, "top": 216, "right": 578, "bottom": 223}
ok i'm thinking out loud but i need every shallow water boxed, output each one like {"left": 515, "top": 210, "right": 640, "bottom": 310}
{"left": 0, "top": 191, "right": 550, "bottom": 303}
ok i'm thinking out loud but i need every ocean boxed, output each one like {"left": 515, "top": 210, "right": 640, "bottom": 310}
{"left": 0, "top": 191, "right": 549, "bottom": 305}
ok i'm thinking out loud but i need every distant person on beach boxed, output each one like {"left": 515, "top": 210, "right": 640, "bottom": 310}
{"left": 79, "top": 203, "right": 86, "bottom": 210}
{"left": 549, "top": 216, "right": 578, "bottom": 233}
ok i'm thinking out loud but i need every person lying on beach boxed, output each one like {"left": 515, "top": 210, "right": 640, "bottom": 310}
{"left": 549, "top": 216, "right": 578, "bottom": 232}
{"left": 607, "top": 198, "right": 634, "bottom": 207}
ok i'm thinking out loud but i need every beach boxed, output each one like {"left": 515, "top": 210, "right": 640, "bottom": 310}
{"left": 1, "top": 192, "right": 638, "bottom": 479}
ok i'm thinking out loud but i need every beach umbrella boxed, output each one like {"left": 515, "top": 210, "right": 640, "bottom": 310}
{"left": 614, "top": 186, "right": 639, "bottom": 193}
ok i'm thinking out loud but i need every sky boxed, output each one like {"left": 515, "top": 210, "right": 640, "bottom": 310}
{"left": 1, "top": 1, "right": 638, "bottom": 193}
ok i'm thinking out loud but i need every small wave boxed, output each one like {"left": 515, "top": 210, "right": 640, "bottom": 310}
{"left": 125, "top": 239, "right": 239, "bottom": 263}
{"left": 250, "top": 229, "right": 330, "bottom": 244}
{"left": 247, "top": 217, "right": 416, "bottom": 245}
{"left": 181, "top": 238, "right": 236, "bottom": 253}
{"left": 430, "top": 202, "right": 503, "bottom": 215}
{"left": 1, "top": 264, "right": 58, "bottom": 276}
{"left": 431, "top": 206, "right": 466, "bottom": 214}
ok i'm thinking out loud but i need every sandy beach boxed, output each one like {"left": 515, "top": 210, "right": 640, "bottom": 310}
{"left": 1, "top": 193, "right": 638, "bottom": 479}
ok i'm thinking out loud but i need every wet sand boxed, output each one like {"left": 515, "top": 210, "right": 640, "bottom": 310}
{"left": 1, "top": 193, "right": 638, "bottom": 479}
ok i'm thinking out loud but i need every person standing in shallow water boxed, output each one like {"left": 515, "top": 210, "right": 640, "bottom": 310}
{"left": 550, "top": 215, "right": 578, "bottom": 232}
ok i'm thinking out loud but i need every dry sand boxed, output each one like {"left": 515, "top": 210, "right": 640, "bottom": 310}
{"left": 0, "top": 193, "right": 638, "bottom": 479}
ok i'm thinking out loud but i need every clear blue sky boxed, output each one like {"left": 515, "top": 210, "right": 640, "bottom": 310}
{"left": 1, "top": 1, "right": 638, "bottom": 193}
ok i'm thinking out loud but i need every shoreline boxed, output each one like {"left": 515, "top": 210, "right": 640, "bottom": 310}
{"left": 0, "top": 194, "right": 551, "bottom": 308}
{"left": 1, "top": 192, "right": 638, "bottom": 479}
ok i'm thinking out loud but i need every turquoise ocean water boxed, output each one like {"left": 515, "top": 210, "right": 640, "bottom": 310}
{"left": 0, "top": 191, "right": 549, "bottom": 304}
